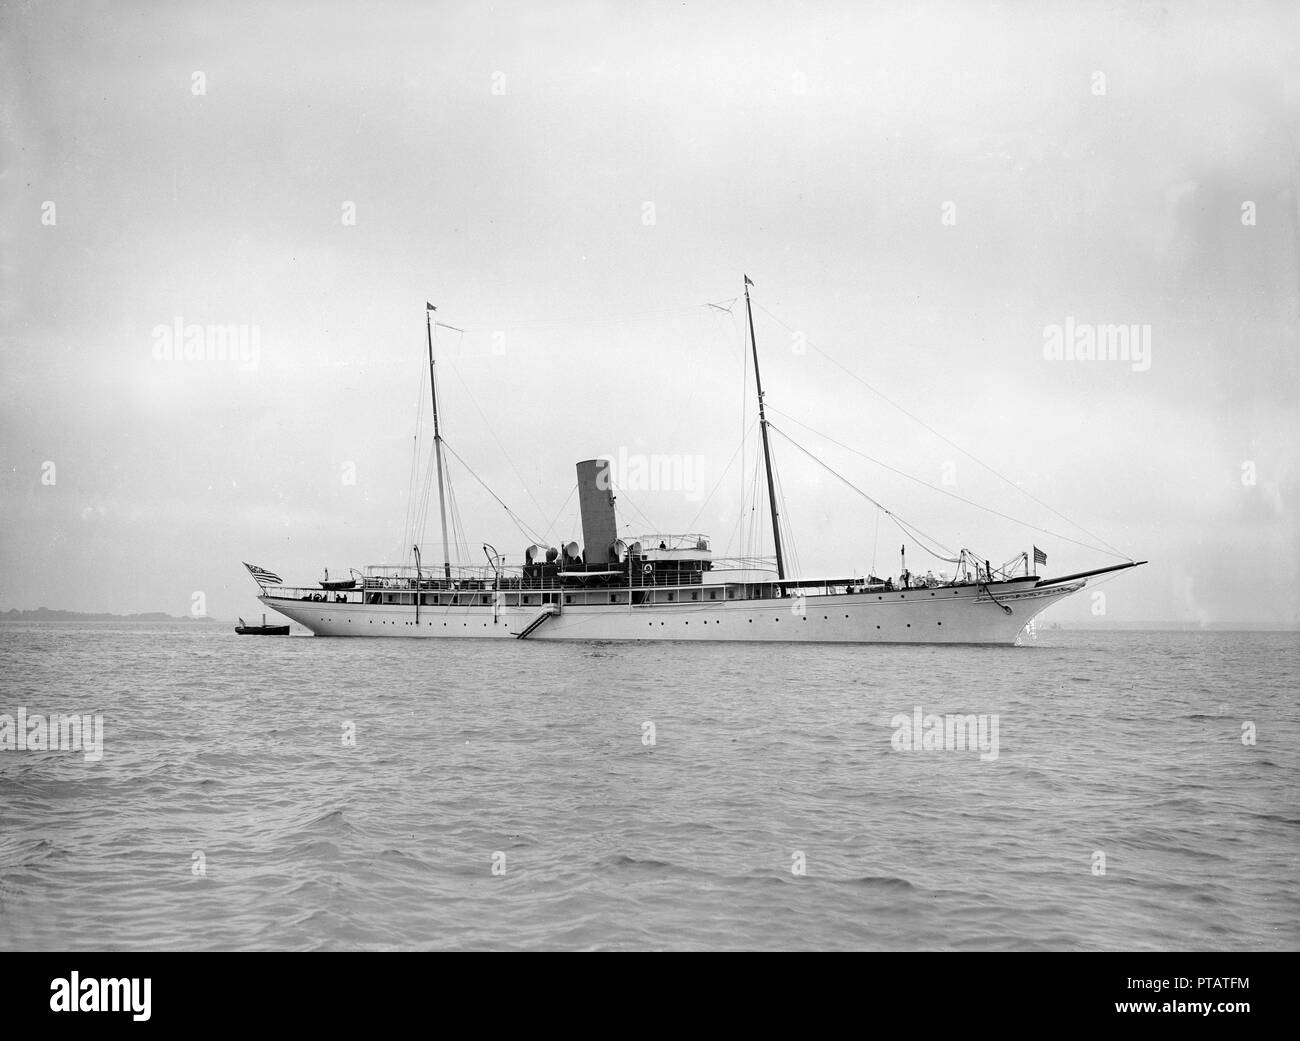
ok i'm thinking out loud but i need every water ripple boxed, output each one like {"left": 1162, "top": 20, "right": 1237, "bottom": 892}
{"left": 0, "top": 623, "right": 1296, "bottom": 950}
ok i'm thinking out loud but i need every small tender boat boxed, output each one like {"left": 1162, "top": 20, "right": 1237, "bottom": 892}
{"left": 235, "top": 614, "right": 290, "bottom": 636}
{"left": 319, "top": 569, "right": 358, "bottom": 590}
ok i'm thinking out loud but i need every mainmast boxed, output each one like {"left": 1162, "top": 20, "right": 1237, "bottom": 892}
{"left": 425, "top": 303, "right": 452, "bottom": 580}
{"left": 743, "top": 275, "right": 786, "bottom": 583}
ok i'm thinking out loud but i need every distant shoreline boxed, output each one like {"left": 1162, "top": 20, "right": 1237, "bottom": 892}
{"left": 0, "top": 609, "right": 221, "bottom": 623}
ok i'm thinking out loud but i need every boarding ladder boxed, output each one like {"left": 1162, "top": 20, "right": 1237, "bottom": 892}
{"left": 515, "top": 603, "right": 559, "bottom": 640}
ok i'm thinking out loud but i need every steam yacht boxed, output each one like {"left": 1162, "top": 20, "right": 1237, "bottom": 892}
{"left": 244, "top": 280, "right": 1143, "bottom": 643}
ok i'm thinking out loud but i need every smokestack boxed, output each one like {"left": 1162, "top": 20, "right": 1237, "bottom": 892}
{"left": 576, "top": 458, "right": 618, "bottom": 565}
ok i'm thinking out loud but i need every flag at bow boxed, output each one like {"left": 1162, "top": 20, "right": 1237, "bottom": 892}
{"left": 243, "top": 562, "right": 283, "bottom": 586}
{"left": 744, "top": 274, "right": 754, "bottom": 286}
{"left": 1032, "top": 546, "right": 1047, "bottom": 568}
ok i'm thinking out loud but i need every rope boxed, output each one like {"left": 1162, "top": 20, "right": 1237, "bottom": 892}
{"left": 439, "top": 439, "right": 547, "bottom": 548}
{"left": 755, "top": 302, "right": 1132, "bottom": 561}
{"left": 541, "top": 484, "right": 577, "bottom": 546}
{"left": 767, "top": 404, "right": 1133, "bottom": 560}
{"left": 769, "top": 436, "right": 801, "bottom": 577}
{"left": 608, "top": 479, "right": 660, "bottom": 538}
{"left": 979, "top": 583, "right": 1015, "bottom": 615}
{"left": 686, "top": 417, "right": 759, "bottom": 532}
{"left": 402, "top": 357, "right": 429, "bottom": 560}
{"left": 445, "top": 358, "right": 550, "bottom": 526}
{"left": 768, "top": 423, "right": 961, "bottom": 564}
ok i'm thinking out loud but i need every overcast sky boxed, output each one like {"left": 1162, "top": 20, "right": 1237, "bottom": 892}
{"left": 2, "top": 1, "right": 1296, "bottom": 627}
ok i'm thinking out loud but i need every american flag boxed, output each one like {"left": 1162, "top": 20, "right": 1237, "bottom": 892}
{"left": 1033, "top": 546, "right": 1047, "bottom": 567}
{"left": 243, "top": 562, "right": 282, "bottom": 586}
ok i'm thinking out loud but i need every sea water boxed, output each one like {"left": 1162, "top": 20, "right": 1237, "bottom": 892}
{"left": 0, "top": 623, "right": 1295, "bottom": 950}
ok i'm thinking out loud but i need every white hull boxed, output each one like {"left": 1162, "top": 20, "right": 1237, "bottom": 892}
{"left": 261, "top": 579, "right": 1084, "bottom": 645}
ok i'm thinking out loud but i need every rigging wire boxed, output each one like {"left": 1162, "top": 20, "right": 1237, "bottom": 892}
{"left": 470, "top": 303, "right": 715, "bottom": 333}
{"left": 609, "top": 479, "right": 661, "bottom": 538}
{"left": 872, "top": 508, "right": 880, "bottom": 575}
{"left": 408, "top": 324, "right": 563, "bottom": 561}
{"left": 766, "top": 404, "right": 1130, "bottom": 560}
{"left": 744, "top": 447, "right": 765, "bottom": 561}
{"left": 439, "top": 438, "right": 548, "bottom": 548}
{"left": 403, "top": 293, "right": 1120, "bottom": 580}
{"left": 402, "top": 355, "right": 429, "bottom": 560}
{"left": 769, "top": 437, "right": 802, "bottom": 577}
{"left": 720, "top": 494, "right": 748, "bottom": 559}
{"left": 446, "top": 459, "right": 467, "bottom": 563}
{"left": 540, "top": 484, "right": 577, "bottom": 546}
{"left": 412, "top": 432, "right": 439, "bottom": 557}
{"left": 433, "top": 322, "right": 464, "bottom": 564}
{"left": 443, "top": 359, "right": 551, "bottom": 526}
{"left": 685, "top": 417, "right": 759, "bottom": 533}
{"left": 768, "top": 422, "right": 961, "bottom": 564}
{"left": 754, "top": 302, "right": 1131, "bottom": 560}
